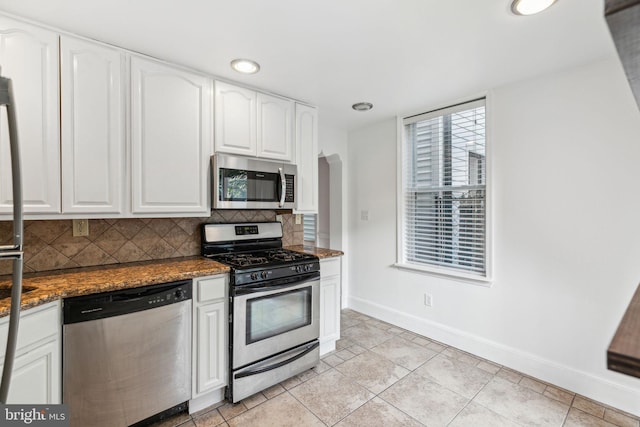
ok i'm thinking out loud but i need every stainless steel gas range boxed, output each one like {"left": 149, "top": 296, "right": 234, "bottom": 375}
{"left": 201, "top": 222, "right": 320, "bottom": 403}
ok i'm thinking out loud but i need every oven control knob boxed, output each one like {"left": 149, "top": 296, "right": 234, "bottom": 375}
{"left": 304, "top": 264, "right": 311, "bottom": 271}
{"left": 175, "top": 289, "right": 185, "bottom": 299}
{"left": 261, "top": 271, "right": 268, "bottom": 279}
{"left": 251, "top": 272, "right": 258, "bottom": 280}
{"left": 295, "top": 265, "right": 302, "bottom": 273}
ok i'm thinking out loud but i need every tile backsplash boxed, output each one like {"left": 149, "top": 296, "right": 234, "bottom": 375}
{"left": 0, "top": 210, "right": 303, "bottom": 274}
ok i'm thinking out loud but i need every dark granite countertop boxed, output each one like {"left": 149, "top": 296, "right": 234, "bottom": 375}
{"left": 608, "top": 282, "right": 640, "bottom": 378}
{"left": 0, "top": 257, "right": 229, "bottom": 317}
{"left": 0, "top": 244, "right": 343, "bottom": 318}
{"left": 285, "top": 245, "right": 344, "bottom": 259}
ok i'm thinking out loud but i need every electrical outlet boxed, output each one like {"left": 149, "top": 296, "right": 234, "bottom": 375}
{"left": 424, "top": 293, "right": 433, "bottom": 307}
{"left": 72, "top": 219, "right": 89, "bottom": 237}
{"left": 276, "top": 214, "right": 283, "bottom": 224}
{"left": 295, "top": 214, "right": 302, "bottom": 225}
{"left": 361, "top": 210, "right": 369, "bottom": 221}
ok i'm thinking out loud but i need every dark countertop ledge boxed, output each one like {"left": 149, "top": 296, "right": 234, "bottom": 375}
{"left": 0, "top": 257, "right": 229, "bottom": 317}
{"left": 608, "top": 282, "right": 640, "bottom": 378}
{"left": 285, "top": 245, "right": 344, "bottom": 259}
{"left": 0, "top": 245, "right": 343, "bottom": 318}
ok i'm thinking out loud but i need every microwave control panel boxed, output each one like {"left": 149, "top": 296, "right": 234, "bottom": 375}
{"left": 285, "top": 175, "right": 295, "bottom": 202}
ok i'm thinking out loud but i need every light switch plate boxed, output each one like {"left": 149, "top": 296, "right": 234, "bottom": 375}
{"left": 295, "top": 214, "right": 302, "bottom": 225}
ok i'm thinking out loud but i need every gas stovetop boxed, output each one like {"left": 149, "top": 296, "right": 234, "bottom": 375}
{"left": 208, "top": 248, "right": 317, "bottom": 269}
{"left": 201, "top": 222, "right": 320, "bottom": 286}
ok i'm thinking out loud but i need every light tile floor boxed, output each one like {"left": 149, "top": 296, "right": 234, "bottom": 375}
{"left": 153, "top": 309, "right": 640, "bottom": 427}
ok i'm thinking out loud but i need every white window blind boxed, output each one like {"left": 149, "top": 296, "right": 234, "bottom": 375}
{"left": 303, "top": 214, "right": 316, "bottom": 243}
{"left": 401, "top": 99, "right": 487, "bottom": 277}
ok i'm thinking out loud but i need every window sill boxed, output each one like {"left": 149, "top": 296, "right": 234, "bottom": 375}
{"left": 393, "top": 262, "right": 492, "bottom": 287}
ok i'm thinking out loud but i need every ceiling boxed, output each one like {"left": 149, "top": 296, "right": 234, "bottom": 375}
{"left": 0, "top": 0, "right": 617, "bottom": 131}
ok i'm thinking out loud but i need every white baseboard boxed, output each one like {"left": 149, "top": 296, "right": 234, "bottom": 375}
{"left": 348, "top": 295, "right": 640, "bottom": 417}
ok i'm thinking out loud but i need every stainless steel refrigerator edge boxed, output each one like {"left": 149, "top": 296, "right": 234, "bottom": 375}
{"left": 0, "top": 74, "right": 24, "bottom": 404}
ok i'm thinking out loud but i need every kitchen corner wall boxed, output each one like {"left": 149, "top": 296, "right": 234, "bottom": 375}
{"left": 346, "top": 58, "right": 640, "bottom": 415}
{"left": 0, "top": 210, "right": 303, "bottom": 275}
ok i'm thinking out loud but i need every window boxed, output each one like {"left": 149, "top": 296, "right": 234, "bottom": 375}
{"left": 303, "top": 214, "right": 317, "bottom": 243}
{"left": 399, "top": 98, "right": 488, "bottom": 279}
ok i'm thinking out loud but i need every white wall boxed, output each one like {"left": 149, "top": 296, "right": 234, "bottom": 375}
{"left": 318, "top": 124, "right": 349, "bottom": 306}
{"left": 317, "top": 156, "right": 331, "bottom": 248}
{"left": 346, "top": 57, "right": 640, "bottom": 415}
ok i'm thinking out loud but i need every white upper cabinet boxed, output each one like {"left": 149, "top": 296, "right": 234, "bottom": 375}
{"left": 0, "top": 16, "right": 60, "bottom": 214}
{"left": 215, "top": 81, "right": 295, "bottom": 163}
{"left": 257, "top": 93, "right": 294, "bottom": 161}
{"left": 60, "top": 36, "right": 125, "bottom": 214}
{"left": 294, "top": 104, "right": 318, "bottom": 213}
{"left": 130, "top": 56, "right": 213, "bottom": 215}
{"left": 214, "top": 81, "right": 256, "bottom": 156}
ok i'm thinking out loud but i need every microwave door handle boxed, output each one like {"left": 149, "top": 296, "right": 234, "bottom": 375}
{"left": 279, "top": 167, "right": 286, "bottom": 208}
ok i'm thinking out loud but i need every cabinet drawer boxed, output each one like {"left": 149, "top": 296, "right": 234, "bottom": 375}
{"left": 197, "top": 276, "right": 227, "bottom": 303}
{"left": 0, "top": 301, "right": 60, "bottom": 360}
{"left": 320, "top": 258, "right": 341, "bottom": 278}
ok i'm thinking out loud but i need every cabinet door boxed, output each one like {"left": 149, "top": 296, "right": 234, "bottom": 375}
{"left": 320, "top": 276, "right": 341, "bottom": 347}
{"left": 257, "top": 93, "right": 294, "bottom": 162}
{"left": 131, "top": 56, "right": 212, "bottom": 214}
{"left": 0, "top": 16, "right": 60, "bottom": 214}
{"left": 195, "top": 301, "right": 227, "bottom": 396}
{"left": 214, "top": 81, "right": 256, "bottom": 156}
{"left": 61, "top": 36, "right": 125, "bottom": 214}
{"left": 6, "top": 339, "right": 61, "bottom": 404}
{"left": 294, "top": 104, "right": 318, "bottom": 213}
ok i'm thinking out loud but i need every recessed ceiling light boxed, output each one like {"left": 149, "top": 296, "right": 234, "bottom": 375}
{"left": 230, "top": 58, "right": 260, "bottom": 74}
{"left": 511, "top": 0, "right": 557, "bottom": 15}
{"left": 352, "top": 102, "right": 373, "bottom": 112}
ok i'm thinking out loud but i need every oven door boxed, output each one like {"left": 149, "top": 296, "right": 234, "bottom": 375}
{"left": 212, "top": 154, "right": 296, "bottom": 209}
{"left": 232, "top": 275, "right": 319, "bottom": 369}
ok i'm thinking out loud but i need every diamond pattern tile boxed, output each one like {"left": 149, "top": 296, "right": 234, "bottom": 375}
{"left": 0, "top": 209, "right": 304, "bottom": 273}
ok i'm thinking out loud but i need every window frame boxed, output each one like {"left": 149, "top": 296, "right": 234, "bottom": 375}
{"left": 395, "top": 96, "right": 493, "bottom": 284}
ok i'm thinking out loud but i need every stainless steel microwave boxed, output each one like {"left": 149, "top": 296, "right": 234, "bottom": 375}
{"left": 212, "top": 154, "right": 296, "bottom": 209}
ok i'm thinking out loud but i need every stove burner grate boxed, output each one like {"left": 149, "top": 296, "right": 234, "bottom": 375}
{"left": 265, "top": 249, "right": 308, "bottom": 262}
{"left": 215, "top": 253, "right": 269, "bottom": 267}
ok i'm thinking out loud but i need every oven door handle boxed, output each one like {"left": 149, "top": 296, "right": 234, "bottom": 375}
{"left": 279, "top": 167, "right": 286, "bottom": 208}
{"left": 234, "top": 341, "right": 319, "bottom": 379}
{"left": 234, "top": 273, "right": 319, "bottom": 295}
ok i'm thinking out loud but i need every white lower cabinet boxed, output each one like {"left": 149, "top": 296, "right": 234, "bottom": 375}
{"left": 195, "top": 301, "right": 226, "bottom": 394}
{"left": 0, "top": 301, "right": 61, "bottom": 404}
{"left": 191, "top": 275, "right": 228, "bottom": 412}
{"left": 319, "top": 257, "right": 342, "bottom": 355}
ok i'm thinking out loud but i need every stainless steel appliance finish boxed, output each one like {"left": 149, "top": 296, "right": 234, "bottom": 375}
{"left": 0, "top": 74, "right": 24, "bottom": 403}
{"left": 201, "top": 222, "right": 320, "bottom": 403}
{"left": 212, "top": 154, "right": 296, "bottom": 209}
{"left": 606, "top": 0, "right": 640, "bottom": 109}
{"left": 232, "top": 277, "right": 320, "bottom": 369}
{"left": 233, "top": 341, "right": 319, "bottom": 402}
{"left": 63, "top": 281, "right": 192, "bottom": 426}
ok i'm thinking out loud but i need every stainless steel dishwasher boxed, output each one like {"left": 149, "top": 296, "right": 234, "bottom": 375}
{"left": 63, "top": 280, "right": 192, "bottom": 427}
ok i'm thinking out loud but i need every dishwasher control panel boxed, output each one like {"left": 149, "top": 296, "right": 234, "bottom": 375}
{"left": 148, "top": 286, "right": 189, "bottom": 305}
{"left": 63, "top": 280, "right": 193, "bottom": 324}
